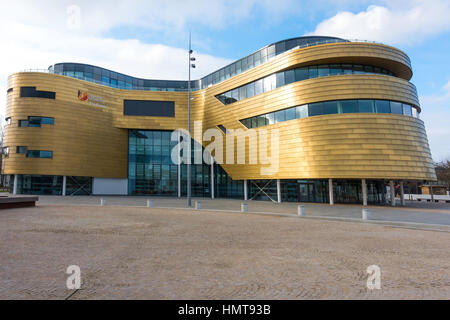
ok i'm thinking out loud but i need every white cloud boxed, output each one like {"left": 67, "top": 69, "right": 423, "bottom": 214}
{"left": 309, "top": 0, "right": 450, "bottom": 45}
{"left": 420, "top": 81, "right": 450, "bottom": 162}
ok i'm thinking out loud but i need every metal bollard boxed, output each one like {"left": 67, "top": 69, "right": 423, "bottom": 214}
{"left": 100, "top": 198, "right": 106, "bottom": 206}
{"left": 241, "top": 203, "right": 248, "bottom": 213}
{"left": 147, "top": 199, "right": 153, "bottom": 208}
{"left": 195, "top": 201, "right": 201, "bottom": 210}
{"left": 362, "top": 208, "right": 370, "bottom": 220}
{"left": 298, "top": 205, "right": 305, "bottom": 217}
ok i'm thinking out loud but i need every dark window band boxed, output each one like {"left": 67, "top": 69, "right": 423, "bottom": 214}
{"left": 240, "top": 99, "right": 417, "bottom": 129}
{"left": 216, "top": 64, "right": 396, "bottom": 105}
{"left": 26, "top": 150, "right": 53, "bottom": 158}
{"left": 19, "top": 117, "right": 54, "bottom": 127}
{"left": 124, "top": 100, "right": 175, "bottom": 117}
{"left": 20, "top": 87, "right": 55, "bottom": 99}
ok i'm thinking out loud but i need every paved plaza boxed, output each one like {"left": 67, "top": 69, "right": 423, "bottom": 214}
{"left": 0, "top": 196, "right": 449, "bottom": 300}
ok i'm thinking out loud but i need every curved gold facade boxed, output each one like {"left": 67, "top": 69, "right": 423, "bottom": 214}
{"left": 2, "top": 41, "right": 436, "bottom": 183}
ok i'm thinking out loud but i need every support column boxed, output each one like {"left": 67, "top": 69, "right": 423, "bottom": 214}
{"left": 62, "top": 176, "right": 67, "bottom": 196}
{"left": 244, "top": 180, "right": 248, "bottom": 201}
{"left": 390, "top": 180, "right": 395, "bottom": 206}
{"left": 276, "top": 179, "right": 281, "bottom": 203}
{"left": 328, "top": 178, "right": 334, "bottom": 205}
{"left": 177, "top": 131, "right": 181, "bottom": 198}
{"left": 400, "top": 181, "right": 405, "bottom": 206}
{"left": 430, "top": 183, "right": 434, "bottom": 203}
{"left": 362, "top": 178, "right": 367, "bottom": 206}
{"left": 210, "top": 155, "right": 214, "bottom": 199}
{"left": 13, "top": 174, "right": 18, "bottom": 195}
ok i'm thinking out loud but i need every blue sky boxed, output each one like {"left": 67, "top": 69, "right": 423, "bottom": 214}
{"left": 1, "top": 0, "right": 449, "bottom": 161}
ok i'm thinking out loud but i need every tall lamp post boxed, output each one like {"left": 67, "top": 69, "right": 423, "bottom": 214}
{"left": 187, "top": 33, "right": 196, "bottom": 207}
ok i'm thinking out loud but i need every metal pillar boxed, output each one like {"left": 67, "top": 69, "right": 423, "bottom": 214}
{"left": 276, "top": 179, "right": 281, "bottom": 203}
{"left": 13, "top": 174, "right": 18, "bottom": 195}
{"left": 430, "top": 183, "right": 434, "bottom": 202}
{"left": 362, "top": 178, "right": 367, "bottom": 206}
{"left": 244, "top": 180, "right": 248, "bottom": 201}
{"left": 328, "top": 178, "right": 334, "bottom": 205}
{"left": 62, "top": 176, "right": 67, "bottom": 196}
{"left": 400, "top": 181, "right": 405, "bottom": 206}
{"left": 390, "top": 180, "right": 395, "bottom": 206}
{"left": 177, "top": 131, "right": 181, "bottom": 198}
{"left": 210, "top": 155, "right": 214, "bottom": 199}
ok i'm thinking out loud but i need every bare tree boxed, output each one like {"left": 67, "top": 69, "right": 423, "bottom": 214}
{"left": 435, "top": 158, "right": 450, "bottom": 190}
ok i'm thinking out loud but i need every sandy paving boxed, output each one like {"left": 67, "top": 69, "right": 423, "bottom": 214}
{"left": 0, "top": 205, "right": 449, "bottom": 299}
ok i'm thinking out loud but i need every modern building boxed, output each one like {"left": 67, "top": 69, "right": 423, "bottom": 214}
{"left": 2, "top": 36, "right": 436, "bottom": 205}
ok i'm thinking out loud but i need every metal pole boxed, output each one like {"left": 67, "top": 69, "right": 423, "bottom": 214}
{"left": 210, "top": 155, "right": 214, "bottom": 199}
{"left": 328, "top": 178, "right": 334, "bottom": 205}
{"left": 187, "top": 33, "right": 192, "bottom": 207}
{"left": 177, "top": 131, "right": 181, "bottom": 198}
{"left": 362, "top": 178, "right": 367, "bottom": 206}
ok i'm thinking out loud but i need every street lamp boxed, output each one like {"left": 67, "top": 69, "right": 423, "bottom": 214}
{"left": 187, "top": 33, "right": 196, "bottom": 207}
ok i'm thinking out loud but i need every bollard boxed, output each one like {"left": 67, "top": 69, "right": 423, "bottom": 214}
{"left": 241, "top": 203, "right": 248, "bottom": 213}
{"left": 195, "top": 201, "right": 201, "bottom": 210}
{"left": 147, "top": 199, "right": 153, "bottom": 208}
{"left": 298, "top": 205, "right": 305, "bottom": 217}
{"left": 362, "top": 208, "right": 370, "bottom": 220}
{"left": 100, "top": 198, "right": 106, "bottom": 206}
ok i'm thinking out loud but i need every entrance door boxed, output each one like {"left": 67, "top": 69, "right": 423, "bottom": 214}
{"left": 298, "top": 183, "right": 315, "bottom": 202}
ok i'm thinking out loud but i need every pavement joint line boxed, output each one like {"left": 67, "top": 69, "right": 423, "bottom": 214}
{"left": 36, "top": 203, "right": 450, "bottom": 231}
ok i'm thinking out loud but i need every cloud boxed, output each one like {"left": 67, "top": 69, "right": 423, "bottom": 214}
{"left": 420, "top": 80, "right": 450, "bottom": 162}
{"left": 309, "top": 0, "right": 450, "bottom": 45}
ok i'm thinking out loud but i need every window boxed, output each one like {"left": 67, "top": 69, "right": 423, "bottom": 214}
{"left": 308, "top": 102, "right": 324, "bottom": 116}
{"left": 375, "top": 100, "right": 390, "bottom": 113}
{"left": 5, "top": 117, "right": 11, "bottom": 125}
{"left": 240, "top": 119, "right": 251, "bottom": 128}
{"left": 403, "top": 104, "right": 413, "bottom": 116}
{"left": 329, "top": 64, "right": 342, "bottom": 76}
{"left": 2, "top": 147, "right": 9, "bottom": 158}
{"left": 342, "top": 64, "right": 353, "bottom": 75}
{"left": 239, "top": 86, "right": 247, "bottom": 100}
{"left": 296, "top": 105, "right": 308, "bottom": 118}
{"left": 7, "top": 88, "right": 13, "bottom": 94}
{"left": 238, "top": 99, "right": 412, "bottom": 129}
{"left": 19, "top": 120, "right": 29, "bottom": 127}
{"left": 255, "top": 79, "right": 263, "bottom": 95}
{"left": 285, "top": 70, "right": 295, "bottom": 84}
{"left": 26, "top": 150, "right": 53, "bottom": 158}
{"left": 275, "top": 110, "right": 285, "bottom": 123}
{"left": 318, "top": 65, "right": 329, "bottom": 77}
{"left": 246, "top": 82, "right": 255, "bottom": 98}
{"left": 19, "top": 116, "right": 54, "bottom": 127}
{"left": 231, "top": 88, "right": 239, "bottom": 102}
{"left": 285, "top": 108, "right": 296, "bottom": 121}
{"left": 276, "top": 72, "right": 285, "bottom": 88}
{"left": 309, "top": 66, "right": 318, "bottom": 78}
{"left": 20, "top": 87, "right": 55, "bottom": 99}
{"left": 323, "top": 101, "right": 338, "bottom": 114}
{"left": 341, "top": 100, "right": 358, "bottom": 113}
{"left": 17, "top": 146, "right": 27, "bottom": 154}
{"left": 215, "top": 63, "right": 397, "bottom": 105}
{"left": 266, "top": 113, "right": 275, "bottom": 125}
{"left": 390, "top": 101, "right": 403, "bottom": 114}
{"left": 358, "top": 100, "right": 374, "bottom": 113}
{"left": 295, "top": 67, "right": 309, "bottom": 81}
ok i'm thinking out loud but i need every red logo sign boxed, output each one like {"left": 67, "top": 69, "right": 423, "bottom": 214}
{"left": 78, "top": 90, "right": 88, "bottom": 101}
